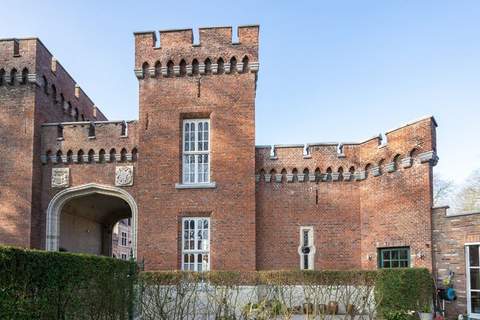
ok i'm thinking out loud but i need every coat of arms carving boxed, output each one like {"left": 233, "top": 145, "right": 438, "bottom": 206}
{"left": 51, "top": 168, "right": 70, "bottom": 188}
{"left": 115, "top": 166, "right": 134, "bottom": 186}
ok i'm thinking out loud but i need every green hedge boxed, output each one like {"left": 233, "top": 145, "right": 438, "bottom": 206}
{"left": 0, "top": 246, "right": 135, "bottom": 320}
{"left": 375, "top": 268, "right": 433, "bottom": 314}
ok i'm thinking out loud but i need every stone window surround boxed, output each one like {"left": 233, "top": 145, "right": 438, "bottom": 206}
{"left": 181, "top": 118, "right": 211, "bottom": 185}
{"left": 181, "top": 217, "right": 211, "bottom": 272}
{"left": 298, "top": 226, "right": 315, "bottom": 271}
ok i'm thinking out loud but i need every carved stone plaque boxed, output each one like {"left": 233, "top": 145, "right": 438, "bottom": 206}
{"left": 115, "top": 166, "right": 134, "bottom": 186}
{"left": 51, "top": 168, "right": 70, "bottom": 188}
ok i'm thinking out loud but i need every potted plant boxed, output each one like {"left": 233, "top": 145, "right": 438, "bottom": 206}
{"left": 347, "top": 303, "right": 355, "bottom": 316}
{"left": 418, "top": 303, "right": 433, "bottom": 320}
{"left": 328, "top": 301, "right": 338, "bottom": 315}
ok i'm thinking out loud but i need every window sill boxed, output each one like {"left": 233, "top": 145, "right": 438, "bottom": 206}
{"left": 175, "top": 182, "right": 216, "bottom": 189}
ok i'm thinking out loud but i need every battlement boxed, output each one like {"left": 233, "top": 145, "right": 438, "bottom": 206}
{"left": 133, "top": 25, "right": 259, "bottom": 79}
{"left": 255, "top": 116, "right": 438, "bottom": 183}
{"left": 40, "top": 120, "right": 138, "bottom": 165}
{"left": 0, "top": 37, "right": 106, "bottom": 121}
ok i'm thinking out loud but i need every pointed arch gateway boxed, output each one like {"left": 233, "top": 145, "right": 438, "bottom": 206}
{"left": 46, "top": 183, "right": 138, "bottom": 258}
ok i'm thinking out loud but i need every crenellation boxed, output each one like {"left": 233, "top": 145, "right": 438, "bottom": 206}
{"left": 40, "top": 121, "right": 139, "bottom": 167}
{"left": 134, "top": 26, "right": 259, "bottom": 81}
{"left": 159, "top": 28, "right": 193, "bottom": 47}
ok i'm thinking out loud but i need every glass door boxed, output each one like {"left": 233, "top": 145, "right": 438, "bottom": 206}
{"left": 466, "top": 244, "right": 480, "bottom": 318}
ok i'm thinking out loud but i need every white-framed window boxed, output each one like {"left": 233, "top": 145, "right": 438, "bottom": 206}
{"left": 466, "top": 244, "right": 480, "bottom": 318}
{"left": 182, "top": 217, "right": 210, "bottom": 271}
{"left": 298, "top": 226, "right": 315, "bottom": 270}
{"left": 121, "top": 232, "right": 127, "bottom": 246}
{"left": 182, "top": 119, "right": 210, "bottom": 184}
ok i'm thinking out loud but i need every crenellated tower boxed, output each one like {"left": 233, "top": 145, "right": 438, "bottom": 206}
{"left": 0, "top": 38, "right": 104, "bottom": 249}
{"left": 134, "top": 26, "right": 259, "bottom": 270}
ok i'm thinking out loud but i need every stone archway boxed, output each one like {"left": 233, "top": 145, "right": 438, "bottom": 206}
{"left": 46, "top": 183, "right": 138, "bottom": 258}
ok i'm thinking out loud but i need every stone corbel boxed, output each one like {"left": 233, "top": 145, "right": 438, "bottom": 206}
{"left": 94, "top": 155, "right": 100, "bottom": 163}
{"left": 173, "top": 66, "right": 180, "bottom": 76}
{"left": 264, "top": 174, "right": 272, "bottom": 183}
{"left": 199, "top": 64, "right": 206, "bottom": 75}
{"left": 419, "top": 151, "right": 438, "bottom": 166}
{"left": 331, "top": 172, "right": 340, "bottom": 181}
{"left": 401, "top": 157, "right": 413, "bottom": 168}
{"left": 211, "top": 64, "right": 218, "bottom": 74}
{"left": 186, "top": 65, "right": 193, "bottom": 76}
{"left": 15, "top": 73, "right": 23, "bottom": 83}
{"left": 275, "top": 174, "right": 282, "bottom": 183}
{"left": 41, "top": 155, "right": 47, "bottom": 164}
{"left": 236, "top": 62, "right": 244, "bottom": 73}
{"left": 250, "top": 62, "right": 259, "bottom": 72}
{"left": 385, "top": 162, "right": 396, "bottom": 173}
{"left": 224, "top": 64, "right": 231, "bottom": 74}
{"left": 356, "top": 171, "right": 366, "bottom": 181}
{"left": 297, "top": 174, "right": 306, "bottom": 182}
{"left": 161, "top": 66, "right": 168, "bottom": 77}
{"left": 28, "top": 73, "right": 41, "bottom": 86}
{"left": 134, "top": 69, "right": 143, "bottom": 79}
{"left": 4, "top": 74, "right": 11, "bottom": 83}
{"left": 82, "top": 154, "right": 89, "bottom": 163}
{"left": 148, "top": 67, "right": 156, "bottom": 78}
{"left": 61, "top": 155, "right": 68, "bottom": 164}
{"left": 115, "top": 154, "right": 121, "bottom": 162}
{"left": 286, "top": 174, "right": 294, "bottom": 182}
{"left": 371, "top": 166, "right": 381, "bottom": 177}
{"left": 343, "top": 172, "right": 352, "bottom": 181}
{"left": 126, "top": 153, "right": 133, "bottom": 161}
{"left": 255, "top": 174, "right": 260, "bottom": 182}
{"left": 72, "top": 155, "right": 79, "bottom": 163}
{"left": 104, "top": 154, "right": 111, "bottom": 162}
{"left": 308, "top": 174, "right": 316, "bottom": 182}
{"left": 50, "top": 155, "right": 58, "bottom": 164}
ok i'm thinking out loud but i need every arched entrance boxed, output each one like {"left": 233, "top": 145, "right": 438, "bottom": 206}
{"left": 46, "top": 183, "right": 138, "bottom": 258}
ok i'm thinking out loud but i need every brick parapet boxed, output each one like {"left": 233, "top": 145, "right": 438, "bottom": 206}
{"left": 133, "top": 26, "right": 259, "bottom": 79}
{"left": 255, "top": 116, "right": 438, "bottom": 183}
{"left": 40, "top": 121, "right": 138, "bottom": 165}
{"left": 0, "top": 38, "right": 106, "bottom": 122}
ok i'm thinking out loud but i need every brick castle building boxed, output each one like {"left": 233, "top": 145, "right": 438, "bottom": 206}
{"left": 0, "top": 25, "right": 477, "bottom": 317}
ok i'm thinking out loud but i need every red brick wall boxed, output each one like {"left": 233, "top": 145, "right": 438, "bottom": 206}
{"left": 135, "top": 26, "right": 259, "bottom": 271}
{"left": 359, "top": 118, "right": 436, "bottom": 270}
{"left": 0, "top": 39, "right": 36, "bottom": 246}
{"left": 0, "top": 37, "right": 106, "bottom": 249}
{"left": 432, "top": 207, "right": 480, "bottom": 319}
{"left": 255, "top": 117, "right": 437, "bottom": 270}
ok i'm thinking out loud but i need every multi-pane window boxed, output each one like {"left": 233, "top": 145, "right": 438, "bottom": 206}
{"left": 467, "top": 245, "right": 480, "bottom": 315}
{"left": 121, "top": 254, "right": 127, "bottom": 260}
{"left": 182, "top": 119, "right": 210, "bottom": 184}
{"left": 121, "top": 232, "right": 127, "bottom": 246}
{"left": 299, "top": 227, "right": 315, "bottom": 270}
{"left": 182, "top": 217, "right": 210, "bottom": 271}
{"left": 378, "top": 247, "right": 410, "bottom": 268}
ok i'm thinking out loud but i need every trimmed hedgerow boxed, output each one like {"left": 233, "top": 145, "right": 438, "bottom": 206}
{"left": 0, "top": 246, "right": 135, "bottom": 320}
{"left": 375, "top": 267, "right": 434, "bottom": 315}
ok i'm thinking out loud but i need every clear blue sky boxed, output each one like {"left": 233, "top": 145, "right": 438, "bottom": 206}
{"left": 2, "top": 1, "right": 479, "bottom": 183}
